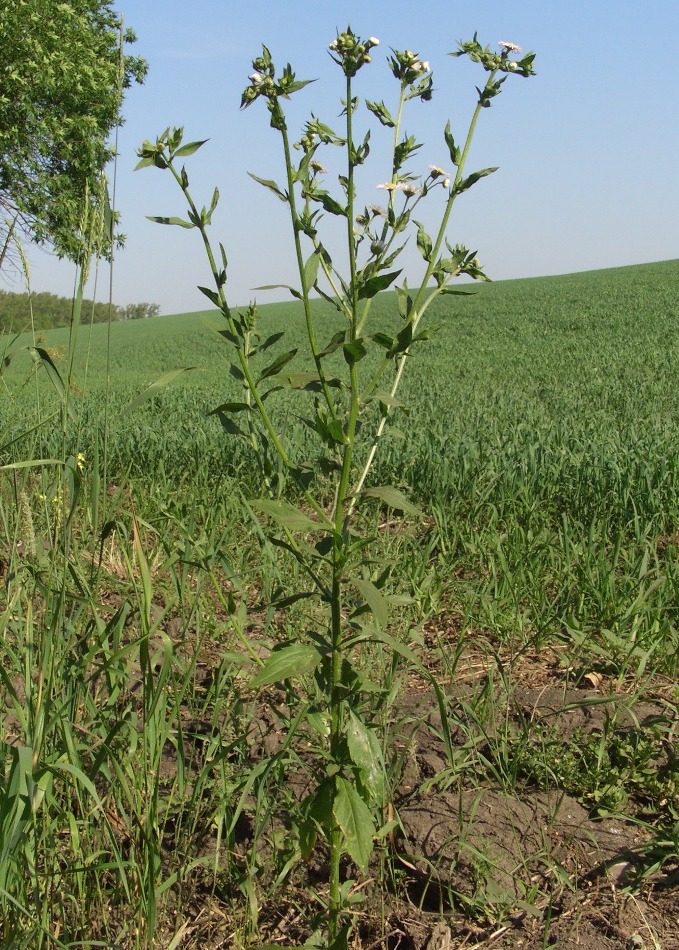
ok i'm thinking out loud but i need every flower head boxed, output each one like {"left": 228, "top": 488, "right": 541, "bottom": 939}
{"left": 249, "top": 71, "right": 264, "bottom": 85}
{"left": 377, "top": 181, "right": 399, "bottom": 191}
{"left": 498, "top": 41, "right": 522, "bottom": 53}
{"left": 428, "top": 164, "right": 450, "bottom": 180}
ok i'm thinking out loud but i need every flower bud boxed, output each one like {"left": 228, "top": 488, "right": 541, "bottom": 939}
{"left": 249, "top": 71, "right": 263, "bottom": 85}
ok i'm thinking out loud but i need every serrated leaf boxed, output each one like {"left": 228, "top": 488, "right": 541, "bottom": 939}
{"left": 352, "top": 577, "right": 389, "bottom": 629}
{"left": 360, "top": 486, "right": 423, "bottom": 518}
{"left": 250, "top": 643, "right": 321, "bottom": 688}
{"left": 251, "top": 498, "right": 324, "bottom": 532}
{"left": 358, "top": 270, "right": 402, "bottom": 300}
{"left": 128, "top": 368, "right": 196, "bottom": 411}
{"left": 347, "top": 711, "right": 385, "bottom": 800}
{"left": 333, "top": 777, "right": 375, "bottom": 872}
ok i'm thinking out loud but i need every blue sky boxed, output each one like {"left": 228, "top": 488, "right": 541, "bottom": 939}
{"left": 21, "top": 0, "right": 679, "bottom": 315}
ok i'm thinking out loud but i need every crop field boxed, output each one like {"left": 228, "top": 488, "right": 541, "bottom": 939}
{"left": 1, "top": 259, "right": 678, "bottom": 948}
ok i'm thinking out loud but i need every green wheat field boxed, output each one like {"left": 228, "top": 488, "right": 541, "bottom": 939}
{"left": 1, "top": 259, "right": 678, "bottom": 947}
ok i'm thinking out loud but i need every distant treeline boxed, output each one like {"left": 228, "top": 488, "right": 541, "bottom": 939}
{"left": 0, "top": 290, "right": 160, "bottom": 332}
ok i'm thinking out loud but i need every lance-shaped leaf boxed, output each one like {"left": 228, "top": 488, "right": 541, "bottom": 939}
{"left": 248, "top": 172, "right": 288, "bottom": 202}
{"left": 347, "top": 710, "right": 385, "bottom": 800}
{"left": 414, "top": 220, "right": 432, "bottom": 262}
{"left": 174, "top": 138, "right": 208, "bottom": 157}
{"left": 454, "top": 166, "right": 498, "bottom": 196}
{"left": 358, "top": 270, "right": 402, "bottom": 300}
{"left": 127, "top": 368, "right": 197, "bottom": 412}
{"left": 257, "top": 349, "right": 297, "bottom": 383}
{"left": 316, "top": 192, "right": 347, "bottom": 217}
{"left": 352, "top": 577, "right": 389, "bottom": 629}
{"left": 366, "top": 99, "right": 395, "bottom": 128}
{"left": 360, "top": 485, "right": 423, "bottom": 518}
{"left": 253, "top": 283, "right": 303, "bottom": 301}
{"left": 333, "top": 777, "right": 375, "bottom": 872}
{"left": 252, "top": 498, "right": 325, "bottom": 532}
{"left": 444, "top": 120, "right": 461, "bottom": 166}
{"left": 146, "top": 215, "right": 195, "bottom": 228}
{"left": 250, "top": 643, "right": 322, "bottom": 688}
{"left": 303, "top": 249, "right": 322, "bottom": 292}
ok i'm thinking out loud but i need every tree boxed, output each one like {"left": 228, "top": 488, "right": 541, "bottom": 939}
{"left": 0, "top": 0, "right": 146, "bottom": 265}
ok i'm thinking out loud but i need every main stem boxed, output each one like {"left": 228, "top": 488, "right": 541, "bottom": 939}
{"left": 328, "top": 70, "right": 361, "bottom": 942}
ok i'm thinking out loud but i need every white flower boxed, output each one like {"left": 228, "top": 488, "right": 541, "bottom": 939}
{"left": 498, "top": 41, "right": 521, "bottom": 53}
{"left": 443, "top": 178, "right": 450, "bottom": 189}
{"left": 377, "top": 181, "right": 399, "bottom": 191}
{"left": 428, "top": 164, "right": 450, "bottom": 179}
{"left": 249, "top": 71, "right": 263, "bottom": 85}
{"left": 310, "top": 160, "right": 328, "bottom": 174}
{"left": 368, "top": 37, "right": 380, "bottom": 47}
{"left": 329, "top": 39, "right": 338, "bottom": 51}
{"left": 401, "top": 182, "right": 421, "bottom": 197}
{"left": 420, "top": 61, "right": 430, "bottom": 72}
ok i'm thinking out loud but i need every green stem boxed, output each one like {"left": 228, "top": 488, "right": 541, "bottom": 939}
{"left": 280, "top": 125, "right": 338, "bottom": 420}
{"left": 169, "top": 156, "right": 333, "bottom": 528}
{"left": 350, "top": 73, "right": 499, "bottom": 509}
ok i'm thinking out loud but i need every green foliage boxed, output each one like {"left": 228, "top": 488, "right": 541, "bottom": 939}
{"left": 139, "top": 29, "right": 534, "bottom": 942}
{"left": 0, "top": 0, "right": 147, "bottom": 261}
{"left": 0, "top": 289, "right": 160, "bottom": 333}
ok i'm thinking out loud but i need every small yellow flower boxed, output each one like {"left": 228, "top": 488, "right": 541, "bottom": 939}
{"left": 76, "top": 453, "right": 86, "bottom": 473}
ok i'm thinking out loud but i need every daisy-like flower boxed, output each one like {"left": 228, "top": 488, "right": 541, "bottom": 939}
{"left": 368, "top": 37, "right": 379, "bottom": 46}
{"left": 401, "top": 182, "right": 421, "bottom": 197}
{"left": 377, "top": 182, "right": 400, "bottom": 191}
{"left": 310, "top": 160, "right": 328, "bottom": 174}
{"left": 368, "top": 204, "right": 387, "bottom": 217}
{"left": 498, "top": 41, "right": 521, "bottom": 53}
{"left": 428, "top": 164, "right": 450, "bottom": 179}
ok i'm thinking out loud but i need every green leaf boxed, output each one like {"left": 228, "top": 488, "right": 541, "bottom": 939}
{"left": 454, "top": 166, "right": 498, "bottom": 196}
{"left": 343, "top": 339, "right": 367, "bottom": 366}
{"left": 358, "top": 270, "right": 402, "bottom": 300}
{"left": 317, "top": 192, "right": 347, "bottom": 217}
{"left": 319, "top": 330, "right": 346, "bottom": 357}
{"left": 251, "top": 498, "right": 324, "bottom": 532}
{"left": 365, "top": 99, "right": 395, "bottom": 128}
{"left": 414, "top": 220, "right": 432, "bottom": 261}
{"left": 347, "top": 711, "right": 385, "bottom": 800}
{"left": 174, "top": 139, "right": 208, "bottom": 157}
{"left": 352, "top": 577, "right": 389, "bottom": 629}
{"left": 127, "top": 368, "right": 196, "bottom": 411}
{"left": 146, "top": 215, "right": 194, "bottom": 228}
{"left": 250, "top": 643, "right": 322, "bottom": 688}
{"left": 444, "top": 120, "right": 461, "bottom": 166}
{"left": 303, "top": 249, "right": 321, "bottom": 292}
{"left": 333, "top": 777, "right": 375, "bottom": 872}
{"left": 248, "top": 172, "right": 288, "bottom": 202}
{"left": 207, "top": 401, "right": 251, "bottom": 414}
{"left": 360, "top": 486, "right": 423, "bottom": 518}
{"left": 253, "top": 283, "right": 303, "bottom": 301}
{"left": 257, "top": 349, "right": 297, "bottom": 383}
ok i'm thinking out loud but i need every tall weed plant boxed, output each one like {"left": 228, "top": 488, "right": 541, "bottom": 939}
{"left": 139, "top": 29, "right": 534, "bottom": 947}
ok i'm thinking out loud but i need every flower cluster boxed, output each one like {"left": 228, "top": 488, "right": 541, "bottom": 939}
{"left": 388, "top": 48, "right": 430, "bottom": 86}
{"left": 453, "top": 35, "right": 536, "bottom": 77}
{"left": 328, "top": 28, "right": 379, "bottom": 77}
